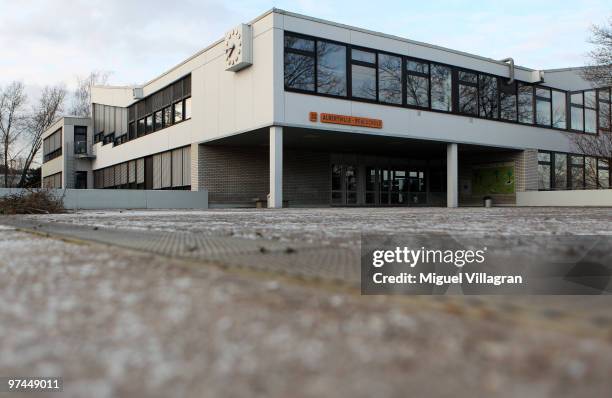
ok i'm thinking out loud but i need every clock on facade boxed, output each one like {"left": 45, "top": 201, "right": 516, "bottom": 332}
{"left": 224, "top": 24, "right": 253, "bottom": 72}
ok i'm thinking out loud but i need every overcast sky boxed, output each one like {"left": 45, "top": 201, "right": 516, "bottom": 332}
{"left": 1, "top": 0, "right": 610, "bottom": 102}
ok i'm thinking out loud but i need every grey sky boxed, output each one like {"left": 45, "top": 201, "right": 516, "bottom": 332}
{"left": 0, "top": 0, "right": 610, "bottom": 99}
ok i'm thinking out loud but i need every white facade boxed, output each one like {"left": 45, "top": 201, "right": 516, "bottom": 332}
{"left": 41, "top": 9, "right": 610, "bottom": 207}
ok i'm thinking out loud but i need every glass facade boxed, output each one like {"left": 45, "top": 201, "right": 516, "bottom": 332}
{"left": 539, "top": 151, "right": 611, "bottom": 190}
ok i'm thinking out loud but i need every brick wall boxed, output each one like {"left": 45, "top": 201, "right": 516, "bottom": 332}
{"left": 196, "top": 145, "right": 331, "bottom": 206}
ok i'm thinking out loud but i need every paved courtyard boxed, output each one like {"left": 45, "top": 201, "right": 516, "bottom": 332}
{"left": 1, "top": 207, "right": 612, "bottom": 397}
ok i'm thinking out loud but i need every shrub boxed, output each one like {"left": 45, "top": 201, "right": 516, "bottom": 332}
{"left": 0, "top": 189, "right": 64, "bottom": 215}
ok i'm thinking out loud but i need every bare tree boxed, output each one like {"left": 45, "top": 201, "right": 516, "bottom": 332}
{"left": 0, "top": 82, "right": 27, "bottom": 188}
{"left": 571, "top": 17, "right": 612, "bottom": 182}
{"left": 18, "top": 85, "right": 66, "bottom": 187}
{"left": 581, "top": 17, "right": 612, "bottom": 87}
{"left": 71, "top": 71, "right": 111, "bottom": 117}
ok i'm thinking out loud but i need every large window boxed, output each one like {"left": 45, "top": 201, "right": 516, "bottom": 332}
{"left": 317, "top": 41, "right": 347, "bottom": 96}
{"left": 74, "top": 126, "right": 87, "bottom": 154}
{"left": 570, "top": 90, "right": 597, "bottom": 133}
{"left": 598, "top": 159, "right": 610, "bottom": 188}
{"left": 457, "top": 71, "right": 478, "bottom": 115}
{"left": 75, "top": 171, "right": 87, "bottom": 189}
{"left": 554, "top": 153, "right": 567, "bottom": 190}
{"left": 518, "top": 84, "right": 534, "bottom": 124}
{"left": 351, "top": 49, "right": 376, "bottom": 100}
{"left": 535, "top": 87, "right": 551, "bottom": 126}
{"left": 430, "top": 64, "right": 452, "bottom": 112}
{"left": 42, "top": 172, "right": 62, "bottom": 189}
{"left": 538, "top": 152, "right": 551, "bottom": 190}
{"left": 552, "top": 90, "right": 567, "bottom": 129}
{"left": 598, "top": 88, "right": 611, "bottom": 133}
{"left": 499, "top": 81, "right": 517, "bottom": 121}
{"left": 478, "top": 74, "right": 498, "bottom": 119}
{"left": 570, "top": 155, "right": 584, "bottom": 189}
{"left": 43, "top": 128, "right": 62, "bottom": 163}
{"left": 378, "top": 53, "right": 402, "bottom": 104}
{"left": 585, "top": 156, "right": 597, "bottom": 189}
{"left": 284, "top": 35, "right": 315, "bottom": 92}
{"left": 406, "top": 59, "right": 429, "bottom": 107}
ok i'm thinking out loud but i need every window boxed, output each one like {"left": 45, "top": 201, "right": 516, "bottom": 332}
{"left": 128, "top": 122, "right": 135, "bottom": 140}
{"left": 75, "top": 171, "right": 87, "bottom": 189}
{"left": 585, "top": 90, "right": 597, "bottom": 133}
{"left": 184, "top": 97, "right": 192, "bottom": 120}
{"left": 430, "top": 64, "right": 452, "bottom": 111}
{"left": 284, "top": 35, "right": 315, "bottom": 92}
{"left": 137, "top": 119, "right": 145, "bottom": 137}
{"left": 570, "top": 155, "right": 584, "bottom": 189}
{"left": 478, "top": 74, "right": 498, "bottom": 119}
{"left": 538, "top": 152, "right": 551, "bottom": 190}
{"left": 154, "top": 111, "right": 162, "bottom": 131}
{"left": 43, "top": 129, "right": 62, "bottom": 163}
{"left": 457, "top": 71, "right": 478, "bottom": 115}
{"left": 317, "top": 41, "right": 347, "bottom": 96}
{"left": 73, "top": 126, "right": 87, "bottom": 154}
{"left": 598, "top": 159, "right": 610, "bottom": 188}
{"left": 406, "top": 59, "right": 429, "bottom": 107}
{"left": 585, "top": 157, "right": 597, "bottom": 189}
{"left": 571, "top": 90, "right": 597, "bottom": 133}
{"left": 554, "top": 153, "right": 567, "bottom": 190}
{"left": 518, "top": 84, "right": 534, "bottom": 124}
{"left": 598, "top": 88, "right": 611, "bottom": 133}
{"left": 534, "top": 87, "right": 552, "bottom": 127}
{"left": 173, "top": 101, "right": 183, "bottom": 123}
{"left": 499, "top": 81, "right": 517, "bottom": 121}
{"left": 43, "top": 172, "right": 62, "bottom": 189}
{"left": 163, "top": 106, "right": 172, "bottom": 128}
{"left": 145, "top": 115, "right": 153, "bottom": 134}
{"left": 378, "top": 54, "right": 402, "bottom": 104}
{"left": 351, "top": 49, "right": 376, "bottom": 100}
{"left": 552, "top": 90, "right": 567, "bottom": 129}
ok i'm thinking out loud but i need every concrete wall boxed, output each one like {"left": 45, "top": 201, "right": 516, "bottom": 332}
{"left": 517, "top": 190, "right": 612, "bottom": 207}
{"left": 0, "top": 188, "right": 208, "bottom": 210}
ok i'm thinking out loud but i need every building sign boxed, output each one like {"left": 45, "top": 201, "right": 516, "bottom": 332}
{"left": 317, "top": 113, "right": 383, "bottom": 129}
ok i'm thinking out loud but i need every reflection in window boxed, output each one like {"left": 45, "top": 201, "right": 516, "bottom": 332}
{"left": 173, "top": 101, "right": 183, "bottom": 123}
{"left": 163, "top": 106, "right": 172, "bottom": 128}
{"left": 499, "top": 81, "right": 517, "bottom": 121}
{"left": 184, "top": 97, "right": 192, "bottom": 120}
{"left": 570, "top": 155, "right": 584, "bottom": 190}
{"left": 154, "top": 111, "right": 162, "bottom": 131}
{"left": 585, "top": 90, "right": 597, "bottom": 133}
{"left": 554, "top": 153, "right": 567, "bottom": 190}
{"left": 137, "top": 119, "right": 145, "bottom": 137}
{"left": 146, "top": 115, "right": 153, "bottom": 134}
{"left": 430, "top": 64, "right": 452, "bottom": 111}
{"left": 458, "top": 71, "right": 478, "bottom": 115}
{"left": 74, "top": 126, "right": 87, "bottom": 155}
{"left": 598, "top": 159, "right": 609, "bottom": 189}
{"left": 518, "top": 84, "right": 534, "bottom": 124}
{"left": 406, "top": 59, "right": 429, "bottom": 107}
{"left": 352, "top": 64, "right": 376, "bottom": 100}
{"left": 552, "top": 90, "right": 566, "bottom": 129}
{"left": 284, "top": 35, "right": 315, "bottom": 51}
{"left": 538, "top": 152, "right": 551, "bottom": 190}
{"left": 585, "top": 157, "right": 597, "bottom": 189}
{"left": 317, "top": 41, "right": 347, "bottom": 96}
{"left": 479, "top": 75, "right": 498, "bottom": 119}
{"left": 378, "top": 54, "right": 402, "bottom": 104}
{"left": 535, "top": 87, "right": 551, "bottom": 126}
{"left": 284, "top": 35, "right": 315, "bottom": 92}
{"left": 598, "top": 88, "right": 611, "bottom": 133}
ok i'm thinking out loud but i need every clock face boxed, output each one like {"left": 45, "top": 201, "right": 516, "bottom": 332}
{"left": 224, "top": 24, "right": 252, "bottom": 72}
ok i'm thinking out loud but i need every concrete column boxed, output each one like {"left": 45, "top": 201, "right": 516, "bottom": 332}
{"left": 268, "top": 126, "right": 283, "bottom": 208}
{"left": 447, "top": 143, "right": 458, "bottom": 208}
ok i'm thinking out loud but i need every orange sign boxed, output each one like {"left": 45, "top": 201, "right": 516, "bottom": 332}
{"left": 309, "top": 112, "right": 318, "bottom": 122}
{"left": 319, "top": 113, "right": 383, "bottom": 129}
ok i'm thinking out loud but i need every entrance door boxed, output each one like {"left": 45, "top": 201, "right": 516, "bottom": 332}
{"left": 331, "top": 164, "right": 358, "bottom": 205}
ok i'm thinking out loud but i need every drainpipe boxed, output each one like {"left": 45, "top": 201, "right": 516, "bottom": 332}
{"left": 499, "top": 58, "right": 515, "bottom": 84}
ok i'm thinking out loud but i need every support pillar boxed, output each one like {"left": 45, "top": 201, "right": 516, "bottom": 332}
{"left": 268, "top": 126, "right": 283, "bottom": 208}
{"left": 447, "top": 143, "right": 458, "bottom": 208}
